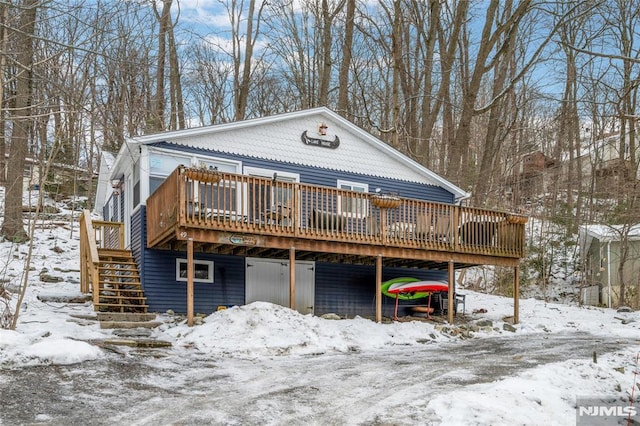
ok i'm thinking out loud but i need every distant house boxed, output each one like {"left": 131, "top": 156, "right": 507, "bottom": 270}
{"left": 1, "top": 154, "right": 93, "bottom": 197}
{"left": 579, "top": 224, "right": 640, "bottom": 307}
{"left": 1, "top": 155, "right": 40, "bottom": 192}
{"left": 89, "top": 107, "right": 527, "bottom": 321}
{"left": 505, "top": 150, "right": 556, "bottom": 203}
{"left": 591, "top": 131, "right": 640, "bottom": 194}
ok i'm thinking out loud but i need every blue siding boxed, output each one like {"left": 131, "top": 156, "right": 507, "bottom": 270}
{"left": 130, "top": 207, "right": 145, "bottom": 293}
{"left": 314, "top": 263, "right": 447, "bottom": 318}
{"left": 132, "top": 143, "right": 456, "bottom": 316}
{"left": 149, "top": 142, "right": 455, "bottom": 204}
{"left": 141, "top": 249, "right": 245, "bottom": 313}
{"left": 132, "top": 207, "right": 449, "bottom": 317}
{"left": 130, "top": 206, "right": 245, "bottom": 314}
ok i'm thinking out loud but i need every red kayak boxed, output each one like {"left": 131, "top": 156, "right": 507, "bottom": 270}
{"left": 388, "top": 280, "right": 449, "bottom": 320}
{"left": 387, "top": 280, "right": 448, "bottom": 294}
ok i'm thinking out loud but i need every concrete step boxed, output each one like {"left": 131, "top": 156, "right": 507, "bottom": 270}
{"left": 95, "top": 338, "right": 172, "bottom": 348}
{"left": 99, "top": 320, "right": 162, "bottom": 329}
{"left": 97, "top": 312, "right": 157, "bottom": 322}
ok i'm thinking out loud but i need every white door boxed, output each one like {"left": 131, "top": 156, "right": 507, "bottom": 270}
{"left": 245, "top": 258, "right": 315, "bottom": 314}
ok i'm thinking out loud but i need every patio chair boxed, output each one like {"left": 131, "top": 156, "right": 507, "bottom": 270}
{"left": 438, "top": 292, "right": 466, "bottom": 315}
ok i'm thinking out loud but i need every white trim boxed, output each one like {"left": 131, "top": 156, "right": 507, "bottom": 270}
{"left": 244, "top": 166, "right": 299, "bottom": 182}
{"left": 176, "top": 258, "right": 214, "bottom": 283}
{"left": 139, "top": 145, "right": 150, "bottom": 205}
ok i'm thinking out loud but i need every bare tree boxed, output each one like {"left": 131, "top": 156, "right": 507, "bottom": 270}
{"left": 1, "top": 0, "right": 38, "bottom": 242}
{"left": 336, "top": 0, "right": 355, "bottom": 115}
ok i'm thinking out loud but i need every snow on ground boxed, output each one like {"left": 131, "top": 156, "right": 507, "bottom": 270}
{"left": 1, "top": 194, "right": 640, "bottom": 425}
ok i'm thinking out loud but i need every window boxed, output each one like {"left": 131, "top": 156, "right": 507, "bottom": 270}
{"left": 337, "top": 180, "right": 368, "bottom": 217}
{"left": 176, "top": 259, "right": 214, "bottom": 283}
{"left": 149, "top": 152, "right": 191, "bottom": 195}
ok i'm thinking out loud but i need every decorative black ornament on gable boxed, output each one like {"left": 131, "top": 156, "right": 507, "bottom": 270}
{"left": 301, "top": 130, "right": 340, "bottom": 149}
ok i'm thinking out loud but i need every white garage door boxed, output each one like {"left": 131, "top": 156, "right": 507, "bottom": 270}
{"left": 245, "top": 258, "right": 315, "bottom": 314}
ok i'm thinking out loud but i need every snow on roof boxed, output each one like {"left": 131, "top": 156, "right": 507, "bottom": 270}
{"left": 580, "top": 223, "right": 640, "bottom": 242}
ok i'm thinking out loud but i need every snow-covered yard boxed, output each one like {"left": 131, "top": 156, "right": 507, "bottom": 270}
{"left": 1, "top": 199, "right": 640, "bottom": 425}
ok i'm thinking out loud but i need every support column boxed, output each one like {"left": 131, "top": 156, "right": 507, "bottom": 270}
{"left": 187, "top": 238, "right": 194, "bottom": 327}
{"left": 289, "top": 247, "right": 296, "bottom": 310}
{"left": 448, "top": 261, "right": 455, "bottom": 324}
{"left": 376, "top": 254, "right": 383, "bottom": 323}
{"left": 514, "top": 265, "right": 520, "bottom": 324}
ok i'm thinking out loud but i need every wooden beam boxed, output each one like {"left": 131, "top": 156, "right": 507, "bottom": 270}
{"left": 514, "top": 265, "right": 520, "bottom": 324}
{"left": 187, "top": 238, "right": 194, "bottom": 327}
{"left": 448, "top": 260, "right": 455, "bottom": 324}
{"left": 376, "top": 254, "right": 382, "bottom": 323}
{"left": 179, "top": 229, "right": 522, "bottom": 267}
{"left": 289, "top": 247, "right": 296, "bottom": 311}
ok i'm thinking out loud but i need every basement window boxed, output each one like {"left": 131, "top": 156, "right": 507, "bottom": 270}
{"left": 176, "top": 259, "right": 214, "bottom": 283}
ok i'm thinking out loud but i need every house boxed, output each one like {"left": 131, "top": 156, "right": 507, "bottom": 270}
{"left": 1, "top": 155, "right": 40, "bottom": 192}
{"left": 505, "top": 150, "right": 556, "bottom": 204}
{"left": 579, "top": 224, "right": 640, "bottom": 308}
{"left": 86, "top": 107, "right": 527, "bottom": 324}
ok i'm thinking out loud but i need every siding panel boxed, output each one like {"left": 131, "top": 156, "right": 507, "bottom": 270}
{"left": 142, "top": 249, "right": 245, "bottom": 313}
{"left": 315, "top": 263, "right": 448, "bottom": 318}
{"left": 149, "top": 142, "right": 455, "bottom": 204}
{"left": 133, "top": 206, "right": 245, "bottom": 314}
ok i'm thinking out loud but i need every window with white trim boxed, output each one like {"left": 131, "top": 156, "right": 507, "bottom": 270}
{"left": 176, "top": 259, "right": 214, "bottom": 283}
{"left": 337, "top": 180, "right": 368, "bottom": 217}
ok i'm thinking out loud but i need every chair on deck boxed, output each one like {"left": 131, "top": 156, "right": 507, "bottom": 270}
{"left": 432, "top": 213, "right": 451, "bottom": 242}
{"left": 365, "top": 216, "right": 380, "bottom": 236}
{"left": 416, "top": 211, "right": 450, "bottom": 242}
{"left": 416, "top": 212, "right": 430, "bottom": 241}
{"left": 308, "top": 209, "right": 344, "bottom": 232}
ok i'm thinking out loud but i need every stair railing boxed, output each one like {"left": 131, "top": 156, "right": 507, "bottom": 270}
{"left": 80, "top": 210, "right": 126, "bottom": 308}
{"left": 79, "top": 210, "right": 101, "bottom": 305}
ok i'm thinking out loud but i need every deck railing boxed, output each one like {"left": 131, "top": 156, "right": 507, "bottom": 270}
{"left": 146, "top": 166, "right": 527, "bottom": 258}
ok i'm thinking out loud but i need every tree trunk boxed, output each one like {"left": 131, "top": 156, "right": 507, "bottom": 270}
{"left": 336, "top": 0, "right": 355, "bottom": 115}
{"left": 168, "top": 16, "right": 185, "bottom": 130}
{"left": 0, "top": 3, "right": 9, "bottom": 187}
{"left": 2, "top": 1, "right": 38, "bottom": 242}
{"left": 151, "top": 0, "right": 171, "bottom": 132}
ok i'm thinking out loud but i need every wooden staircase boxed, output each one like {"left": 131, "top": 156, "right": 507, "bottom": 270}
{"left": 96, "top": 248, "right": 148, "bottom": 313}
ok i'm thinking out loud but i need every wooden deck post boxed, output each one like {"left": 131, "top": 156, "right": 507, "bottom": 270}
{"left": 448, "top": 261, "right": 454, "bottom": 324}
{"left": 514, "top": 265, "right": 520, "bottom": 324}
{"left": 289, "top": 246, "right": 296, "bottom": 310}
{"left": 187, "top": 238, "right": 194, "bottom": 327}
{"left": 376, "top": 254, "right": 382, "bottom": 323}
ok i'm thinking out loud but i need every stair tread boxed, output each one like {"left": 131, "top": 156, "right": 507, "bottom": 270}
{"left": 100, "top": 274, "right": 139, "bottom": 278}
{"left": 99, "top": 284, "right": 142, "bottom": 288}
{"left": 95, "top": 303, "right": 149, "bottom": 307}
{"left": 99, "top": 296, "right": 147, "bottom": 301}
{"left": 93, "top": 248, "right": 147, "bottom": 313}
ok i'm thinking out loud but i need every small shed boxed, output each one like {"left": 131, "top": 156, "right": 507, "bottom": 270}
{"left": 579, "top": 224, "right": 640, "bottom": 307}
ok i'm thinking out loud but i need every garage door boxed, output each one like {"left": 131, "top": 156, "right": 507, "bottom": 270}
{"left": 245, "top": 258, "right": 315, "bottom": 314}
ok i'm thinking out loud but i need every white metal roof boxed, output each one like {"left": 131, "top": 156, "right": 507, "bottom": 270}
{"left": 580, "top": 224, "right": 640, "bottom": 242}
{"left": 121, "top": 107, "right": 469, "bottom": 200}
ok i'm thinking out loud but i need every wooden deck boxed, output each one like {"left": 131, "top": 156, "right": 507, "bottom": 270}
{"left": 146, "top": 166, "right": 527, "bottom": 271}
